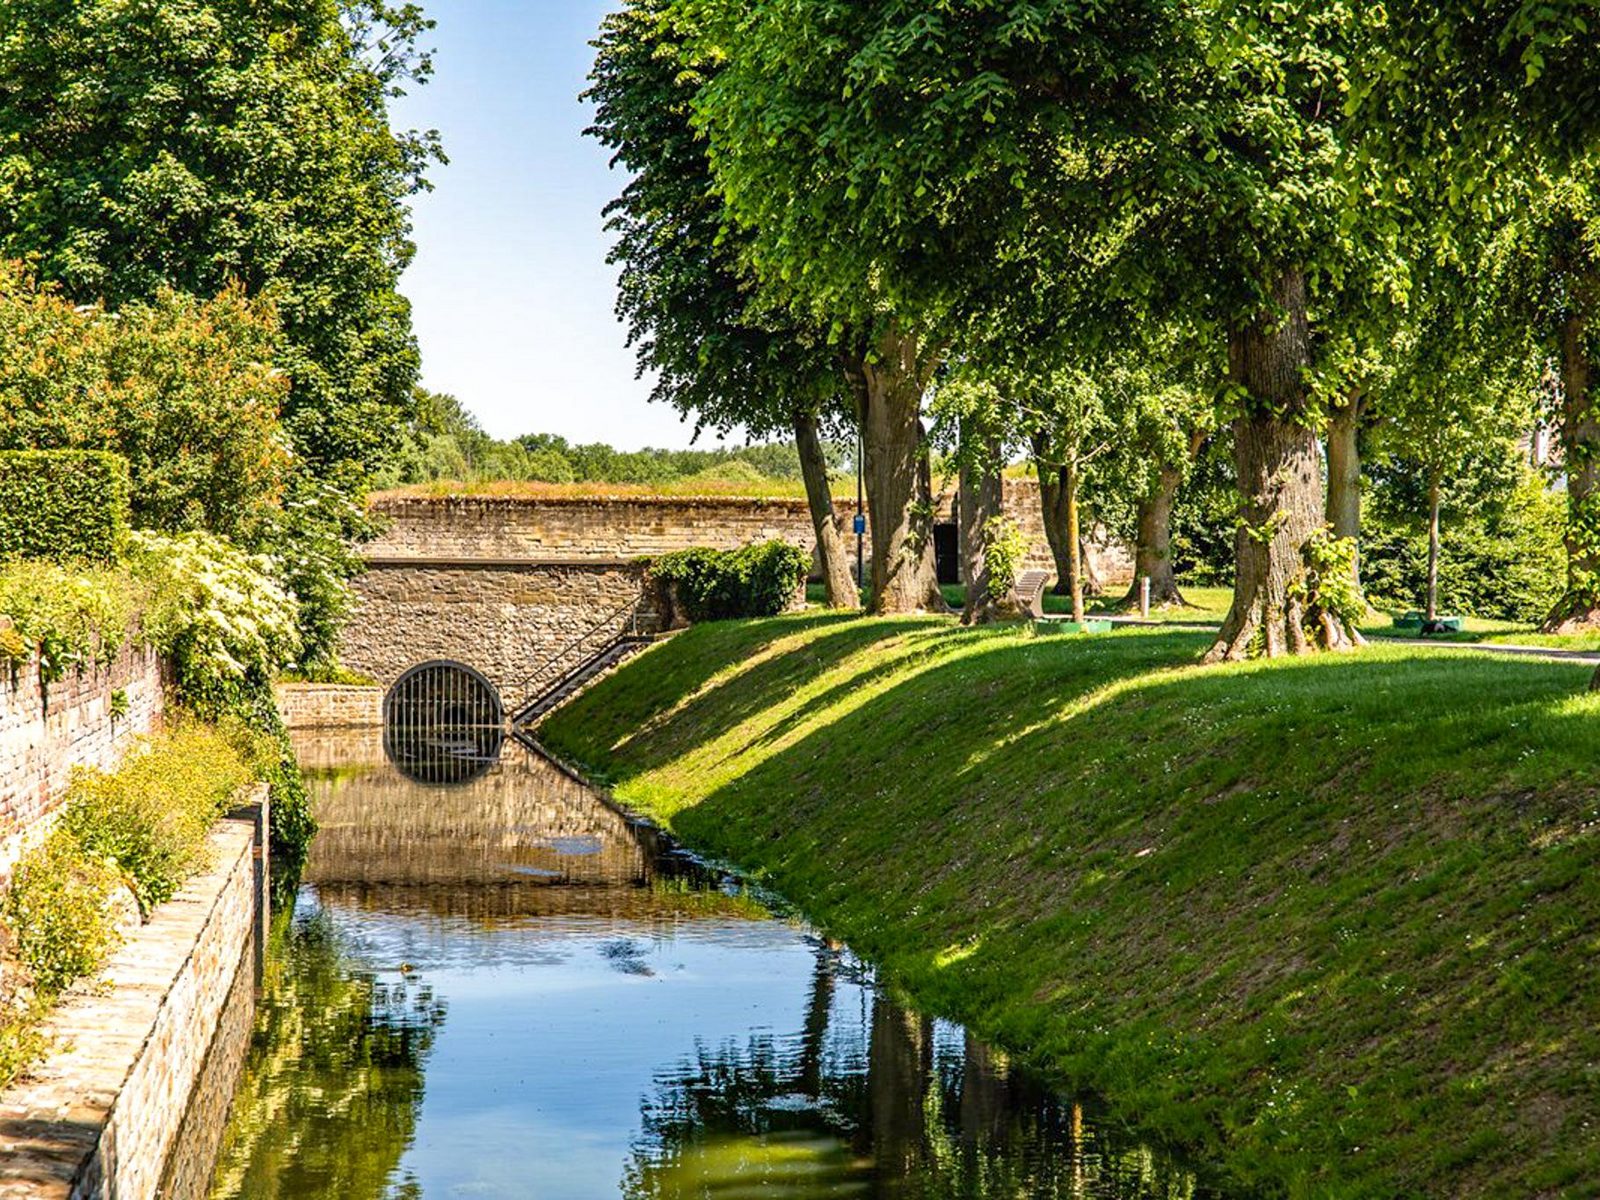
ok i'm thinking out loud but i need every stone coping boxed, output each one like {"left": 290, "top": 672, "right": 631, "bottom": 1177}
{"left": 363, "top": 555, "right": 646, "bottom": 569}
{"left": 0, "top": 789, "right": 268, "bottom": 1200}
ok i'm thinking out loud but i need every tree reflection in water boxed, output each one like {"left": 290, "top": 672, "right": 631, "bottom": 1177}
{"left": 625, "top": 943, "right": 1206, "bottom": 1200}
{"left": 206, "top": 902, "right": 447, "bottom": 1200}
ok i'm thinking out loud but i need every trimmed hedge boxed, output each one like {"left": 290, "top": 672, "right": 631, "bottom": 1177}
{"left": 0, "top": 450, "right": 130, "bottom": 562}
{"left": 651, "top": 541, "right": 811, "bottom": 623}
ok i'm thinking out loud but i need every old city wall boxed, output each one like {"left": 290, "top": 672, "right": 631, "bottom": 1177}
{"left": 0, "top": 629, "right": 165, "bottom": 880}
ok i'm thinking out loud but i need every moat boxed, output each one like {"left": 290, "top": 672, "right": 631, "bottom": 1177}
{"left": 172, "top": 730, "right": 1228, "bottom": 1199}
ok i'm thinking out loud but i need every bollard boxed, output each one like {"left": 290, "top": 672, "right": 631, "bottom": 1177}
{"left": 1139, "top": 575, "right": 1150, "bottom": 619}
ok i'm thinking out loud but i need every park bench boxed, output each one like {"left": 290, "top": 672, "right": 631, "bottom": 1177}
{"left": 1013, "top": 569, "right": 1051, "bottom": 619}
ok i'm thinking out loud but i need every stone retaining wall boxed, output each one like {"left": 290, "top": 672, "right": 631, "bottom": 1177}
{"left": 363, "top": 483, "right": 1110, "bottom": 580}
{"left": 342, "top": 560, "right": 656, "bottom": 693}
{"left": 0, "top": 790, "right": 268, "bottom": 1200}
{"left": 0, "top": 634, "right": 164, "bottom": 882}
{"left": 273, "top": 683, "right": 383, "bottom": 730}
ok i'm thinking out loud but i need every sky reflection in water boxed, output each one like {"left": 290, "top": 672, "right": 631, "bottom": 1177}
{"left": 196, "top": 733, "right": 1225, "bottom": 1200}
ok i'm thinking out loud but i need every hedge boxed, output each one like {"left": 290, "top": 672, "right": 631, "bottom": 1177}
{"left": 651, "top": 541, "right": 812, "bottom": 623}
{"left": 0, "top": 450, "right": 130, "bottom": 563}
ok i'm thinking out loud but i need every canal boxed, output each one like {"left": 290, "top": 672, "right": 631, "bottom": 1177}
{"left": 170, "top": 730, "right": 1227, "bottom": 1199}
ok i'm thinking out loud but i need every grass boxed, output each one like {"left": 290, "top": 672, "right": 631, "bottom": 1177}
{"left": 375, "top": 478, "right": 813, "bottom": 501}
{"left": 538, "top": 613, "right": 1600, "bottom": 1199}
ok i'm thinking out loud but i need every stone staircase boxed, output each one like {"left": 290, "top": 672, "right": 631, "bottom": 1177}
{"left": 510, "top": 634, "right": 653, "bottom": 728}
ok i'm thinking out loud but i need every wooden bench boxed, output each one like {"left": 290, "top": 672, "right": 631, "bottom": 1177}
{"left": 1013, "top": 569, "right": 1052, "bottom": 619}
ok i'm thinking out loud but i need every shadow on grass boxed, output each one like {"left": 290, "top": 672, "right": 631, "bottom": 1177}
{"left": 620, "top": 632, "right": 1599, "bottom": 1196}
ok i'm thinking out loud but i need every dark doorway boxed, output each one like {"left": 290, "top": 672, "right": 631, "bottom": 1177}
{"left": 933, "top": 523, "right": 960, "bottom": 586}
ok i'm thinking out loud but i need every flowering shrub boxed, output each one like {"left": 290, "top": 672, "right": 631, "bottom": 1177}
{"left": 126, "top": 530, "right": 300, "bottom": 707}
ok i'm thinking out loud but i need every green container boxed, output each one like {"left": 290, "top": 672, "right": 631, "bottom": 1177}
{"left": 1394, "top": 611, "right": 1425, "bottom": 629}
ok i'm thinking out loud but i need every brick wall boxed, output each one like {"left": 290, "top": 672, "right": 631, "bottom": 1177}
{"left": 0, "top": 632, "right": 164, "bottom": 880}
{"left": 0, "top": 791, "right": 268, "bottom": 1200}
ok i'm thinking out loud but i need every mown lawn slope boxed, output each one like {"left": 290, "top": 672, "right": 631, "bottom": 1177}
{"left": 538, "top": 614, "right": 1600, "bottom": 1198}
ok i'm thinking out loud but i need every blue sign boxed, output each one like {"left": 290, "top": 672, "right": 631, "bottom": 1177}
{"left": 852, "top": 513, "right": 867, "bottom": 536}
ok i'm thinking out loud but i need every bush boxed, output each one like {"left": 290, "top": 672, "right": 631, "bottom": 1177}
{"left": 0, "top": 559, "right": 142, "bottom": 683}
{"left": 2, "top": 833, "right": 123, "bottom": 996}
{"left": 651, "top": 541, "right": 811, "bottom": 623}
{"left": 0, "top": 265, "right": 290, "bottom": 544}
{"left": 0, "top": 450, "right": 130, "bottom": 563}
{"left": 60, "top": 724, "right": 252, "bottom": 915}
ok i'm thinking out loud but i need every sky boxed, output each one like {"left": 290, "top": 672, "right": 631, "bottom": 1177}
{"left": 389, "top": 0, "right": 727, "bottom": 450}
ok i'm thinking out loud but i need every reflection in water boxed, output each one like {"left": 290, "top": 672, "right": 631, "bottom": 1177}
{"left": 191, "top": 736, "right": 1229, "bottom": 1200}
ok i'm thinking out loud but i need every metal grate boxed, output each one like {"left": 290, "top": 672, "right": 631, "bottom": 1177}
{"left": 382, "top": 660, "right": 505, "bottom": 785}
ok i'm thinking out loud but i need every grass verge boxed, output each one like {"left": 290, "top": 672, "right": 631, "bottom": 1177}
{"left": 538, "top": 613, "right": 1600, "bottom": 1198}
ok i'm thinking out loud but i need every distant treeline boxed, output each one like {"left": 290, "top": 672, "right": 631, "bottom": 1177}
{"left": 381, "top": 391, "right": 850, "bottom": 486}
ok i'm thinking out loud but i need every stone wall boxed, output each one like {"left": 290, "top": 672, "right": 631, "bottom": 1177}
{"left": 0, "top": 633, "right": 164, "bottom": 881}
{"left": 365, "top": 482, "right": 1131, "bottom": 585}
{"left": 343, "top": 485, "right": 1135, "bottom": 694}
{"left": 0, "top": 790, "right": 268, "bottom": 1200}
{"left": 341, "top": 561, "right": 655, "bottom": 694}
{"left": 273, "top": 683, "right": 383, "bottom": 730}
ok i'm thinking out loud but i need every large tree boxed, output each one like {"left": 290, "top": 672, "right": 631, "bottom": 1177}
{"left": 0, "top": 0, "right": 437, "bottom": 477}
{"left": 587, "top": 0, "right": 859, "bottom": 609}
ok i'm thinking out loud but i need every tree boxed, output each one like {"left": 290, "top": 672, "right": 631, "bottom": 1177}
{"left": 587, "top": 0, "right": 859, "bottom": 609}
{"left": 0, "top": 0, "right": 439, "bottom": 477}
{"left": 1371, "top": 311, "right": 1540, "bottom": 624}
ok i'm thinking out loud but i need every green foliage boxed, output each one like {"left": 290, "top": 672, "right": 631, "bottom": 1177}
{"left": 0, "top": 450, "right": 130, "bottom": 564}
{"left": 652, "top": 542, "right": 811, "bottom": 623}
{"left": 1296, "top": 531, "right": 1367, "bottom": 633}
{"left": 1364, "top": 476, "right": 1566, "bottom": 622}
{"left": 0, "top": 559, "right": 141, "bottom": 683}
{"left": 128, "top": 531, "right": 301, "bottom": 711}
{"left": 0, "top": 264, "right": 291, "bottom": 544}
{"left": 0, "top": 2, "right": 436, "bottom": 477}
{"left": 264, "top": 473, "right": 370, "bottom": 673}
{"left": 586, "top": 1, "right": 845, "bottom": 442}
{"left": 61, "top": 724, "right": 253, "bottom": 915}
{"left": 2, "top": 832, "right": 123, "bottom": 997}
{"left": 981, "top": 517, "right": 1027, "bottom": 606}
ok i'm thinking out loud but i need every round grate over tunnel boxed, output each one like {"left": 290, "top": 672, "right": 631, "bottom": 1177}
{"left": 383, "top": 660, "right": 505, "bottom": 785}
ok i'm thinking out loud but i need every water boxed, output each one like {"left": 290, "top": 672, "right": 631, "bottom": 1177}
{"left": 179, "top": 730, "right": 1227, "bottom": 1200}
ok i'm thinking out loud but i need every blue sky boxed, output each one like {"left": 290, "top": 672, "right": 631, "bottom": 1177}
{"left": 390, "top": 1, "right": 727, "bottom": 450}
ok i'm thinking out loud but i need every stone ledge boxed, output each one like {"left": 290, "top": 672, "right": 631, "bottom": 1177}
{"left": 273, "top": 683, "right": 383, "bottom": 730}
{"left": 0, "top": 788, "right": 268, "bottom": 1200}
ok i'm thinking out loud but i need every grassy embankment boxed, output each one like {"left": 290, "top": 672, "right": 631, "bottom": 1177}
{"left": 538, "top": 613, "right": 1600, "bottom": 1198}
{"left": 907, "top": 581, "right": 1600, "bottom": 652}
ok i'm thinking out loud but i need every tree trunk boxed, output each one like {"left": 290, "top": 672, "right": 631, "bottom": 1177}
{"left": 1065, "top": 459, "right": 1087, "bottom": 623}
{"left": 852, "top": 328, "right": 946, "bottom": 614}
{"left": 1206, "top": 268, "right": 1362, "bottom": 662}
{"left": 1426, "top": 472, "right": 1442, "bottom": 623}
{"left": 793, "top": 407, "right": 859, "bottom": 610}
{"left": 959, "top": 428, "right": 1015, "bottom": 624}
{"left": 1031, "top": 431, "right": 1075, "bottom": 596}
{"left": 1326, "top": 389, "right": 1364, "bottom": 587}
{"left": 1119, "top": 461, "right": 1186, "bottom": 608}
{"left": 1543, "top": 272, "right": 1600, "bottom": 633}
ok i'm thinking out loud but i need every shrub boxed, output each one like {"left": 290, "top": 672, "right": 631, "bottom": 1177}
{"left": 127, "top": 529, "right": 301, "bottom": 710}
{"left": 2, "top": 833, "right": 123, "bottom": 996}
{"left": 651, "top": 541, "right": 811, "bottom": 623}
{"left": 0, "top": 559, "right": 142, "bottom": 683}
{"left": 0, "top": 265, "right": 290, "bottom": 544}
{"left": 0, "top": 450, "right": 131, "bottom": 563}
{"left": 60, "top": 724, "right": 252, "bottom": 914}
